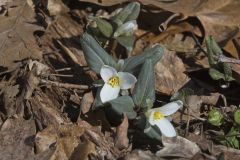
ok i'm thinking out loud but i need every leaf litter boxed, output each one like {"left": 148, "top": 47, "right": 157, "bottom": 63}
{"left": 0, "top": 0, "right": 240, "bottom": 160}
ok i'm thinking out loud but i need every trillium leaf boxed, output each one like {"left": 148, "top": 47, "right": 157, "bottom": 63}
{"left": 95, "top": 18, "right": 113, "bottom": 38}
{"left": 144, "top": 125, "right": 162, "bottom": 141}
{"left": 115, "top": 36, "right": 135, "bottom": 51}
{"left": 92, "top": 88, "right": 104, "bottom": 109}
{"left": 132, "top": 59, "right": 155, "bottom": 109}
{"left": 108, "top": 95, "right": 137, "bottom": 119}
{"left": 112, "top": 2, "right": 140, "bottom": 26}
{"left": 80, "top": 33, "right": 117, "bottom": 73}
{"left": 122, "top": 45, "right": 164, "bottom": 72}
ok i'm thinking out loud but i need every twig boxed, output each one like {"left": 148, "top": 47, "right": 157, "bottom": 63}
{"left": 55, "top": 67, "right": 72, "bottom": 72}
{"left": 40, "top": 79, "right": 89, "bottom": 90}
{"left": 56, "top": 40, "right": 79, "bottom": 64}
{"left": 218, "top": 54, "right": 240, "bottom": 64}
{"left": 45, "top": 73, "right": 74, "bottom": 77}
{"left": 185, "top": 108, "right": 191, "bottom": 136}
{"left": 182, "top": 107, "right": 207, "bottom": 122}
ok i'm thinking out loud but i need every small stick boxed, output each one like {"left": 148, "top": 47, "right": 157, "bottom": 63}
{"left": 40, "top": 79, "right": 89, "bottom": 90}
{"left": 55, "top": 67, "right": 72, "bottom": 72}
{"left": 218, "top": 54, "right": 240, "bottom": 64}
{"left": 46, "top": 73, "right": 74, "bottom": 77}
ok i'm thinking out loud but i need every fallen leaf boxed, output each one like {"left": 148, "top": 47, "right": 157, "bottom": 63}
{"left": 78, "top": 120, "right": 119, "bottom": 159}
{"left": 115, "top": 114, "right": 129, "bottom": 150}
{"left": 70, "top": 140, "right": 96, "bottom": 160}
{"left": 155, "top": 48, "right": 190, "bottom": 95}
{"left": 47, "top": 0, "right": 69, "bottom": 16}
{"left": 31, "top": 93, "right": 66, "bottom": 128}
{"left": 0, "top": 116, "right": 36, "bottom": 160}
{"left": 156, "top": 136, "right": 200, "bottom": 158}
{"left": 2, "top": 85, "right": 19, "bottom": 116}
{"left": 80, "top": 91, "right": 94, "bottom": 114}
{"left": 124, "top": 150, "right": 159, "bottom": 160}
{"left": 188, "top": 133, "right": 240, "bottom": 159}
{"left": 35, "top": 124, "right": 85, "bottom": 159}
{"left": 0, "top": 0, "right": 43, "bottom": 68}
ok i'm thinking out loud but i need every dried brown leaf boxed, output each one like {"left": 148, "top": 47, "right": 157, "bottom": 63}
{"left": 124, "top": 150, "right": 159, "bottom": 160}
{"left": 155, "top": 48, "right": 189, "bottom": 95}
{"left": 35, "top": 124, "right": 85, "bottom": 159}
{"left": 47, "top": 0, "right": 69, "bottom": 16}
{"left": 156, "top": 136, "right": 200, "bottom": 159}
{"left": 80, "top": 91, "right": 94, "bottom": 114}
{"left": 0, "top": 0, "right": 43, "bottom": 68}
{"left": 115, "top": 114, "right": 129, "bottom": 150}
{"left": 70, "top": 140, "right": 96, "bottom": 160}
{"left": 188, "top": 134, "right": 240, "bottom": 159}
{"left": 31, "top": 93, "right": 66, "bottom": 128}
{"left": 78, "top": 120, "right": 119, "bottom": 159}
{"left": 0, "top": 116, "right": 35, "bottom": 160}
{"left": 2, "top": 85, "right": 19, "bottom": 116}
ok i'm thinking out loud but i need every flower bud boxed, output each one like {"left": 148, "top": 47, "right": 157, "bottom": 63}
{"left": 208, "top": 109, "right": 223, "bottom": 126}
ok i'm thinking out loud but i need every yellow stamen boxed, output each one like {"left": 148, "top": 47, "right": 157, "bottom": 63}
{"left": 107, "top": 76, "right": 120, "bottom": 87}
{"left": 153, "top": 111, "right": 164, "bottom": 120}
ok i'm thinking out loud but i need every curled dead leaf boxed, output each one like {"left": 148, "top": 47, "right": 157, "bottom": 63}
{"left": 155, "top": 48, "right": 189, "bottom": 95}
{"left": 156, "top": 136, "right": 200, "bottom": 158}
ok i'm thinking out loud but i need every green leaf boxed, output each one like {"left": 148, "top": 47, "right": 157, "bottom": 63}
{"left": 144, "top": 124, "right": 161, "bottom": 141}
{"left": 108, "top": 96, "right": 137, "bottom": 119}
{"left": 209, "top": 68, "right": 225, "bottom": 80}
{"left": 225, "top": 127, "right": 240, "bottom": 149}
{"left": 95, "top": 18, "right": 113, "bottom": 38}
{"left": 234, "top": 109, "right": 240, "bottom": 125}
{"left": 205, "top": 36, "right": 222, "bottom": 66}
{"left": 122, "top": 45, "right": 164, "bottom": 72}
{"left": 112, "top": 2, "right": 140, "bottom": 26}
{"left": 132, "top": 60, "right": 155, "bottom": 109}
{"left": 115, "top": 36, "right": 135, "bottom": 51}
{"left": 80, "top": 33, "right": 117, "bottom": 73}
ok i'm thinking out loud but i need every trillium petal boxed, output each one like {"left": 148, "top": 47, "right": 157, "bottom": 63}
{"left": 100, "top": 83, "right": 120, "bottom": 103}
{"left": 157, "top": 100, "right": 183, "bottom": 116}
{"left": 118, "top": 72, "right": 137, "bottom": 89}
{"left": 148, "top": 111, "right": 156, "bottom": 126}
{"left": 114, "top": 20, "right": 137, "bottom": 37}
{"left": 100, "top": 65, "right": 117, "bottom": 82}
{"left": 154, "top": 118, "right": 177, "bottom": 137}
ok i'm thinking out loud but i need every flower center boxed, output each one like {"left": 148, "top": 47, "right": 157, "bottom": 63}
{"left": 107, "top": 76, "right": 120, "bottom": 87}
{"left": 153, "top": 111, "right": 164, "bottom": 120}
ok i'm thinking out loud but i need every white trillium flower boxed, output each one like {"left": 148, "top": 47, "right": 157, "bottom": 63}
{"left": 100, "top": 65, "right": 137, "bottom": 103}
{"left": 114, "top": 20, "right": 138, "bottom": 37}
{"left": 148, "top": 100, "right": 183, "bottom": 137}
